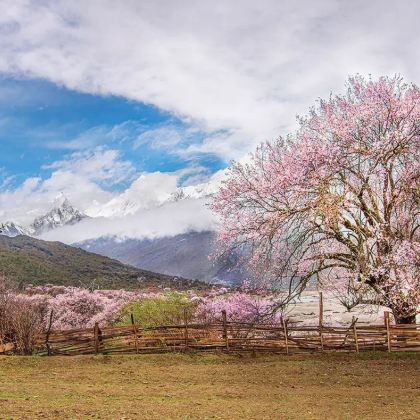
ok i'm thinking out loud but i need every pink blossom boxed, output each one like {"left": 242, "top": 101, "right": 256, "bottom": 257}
{"left": 212, "top": 75, "right": 420, "bottom": 323}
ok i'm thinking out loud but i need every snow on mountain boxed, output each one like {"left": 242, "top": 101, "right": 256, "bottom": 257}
{"left": 86, "top": 171, "right": 226, "bottom": 219}
{"left": 31, "top": 195, "right": 86, "bottom": 235}
{"left": 171, "top": 170, "right": 226, "bottom": 201}
{"left": 171, "top": 181, "right": 220, "bottom": 201}
{"left": 86, "top": 173, "right": 177, "bottom": 218}
{"left": 0, "top": 221, "right": 32, "bottom": 237}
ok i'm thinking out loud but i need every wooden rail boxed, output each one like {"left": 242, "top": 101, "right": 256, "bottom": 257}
{"left": 1, "top": 320, "right": 417, "bottom": 356}
{"left": 2, "top": 303, "right": 419, "bottom": 356}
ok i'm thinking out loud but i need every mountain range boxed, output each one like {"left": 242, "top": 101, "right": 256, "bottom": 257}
{"left": 78, "top": 231, "right": 246, "bottom": 286}
{"left": 31, "top": 196, "right": 86, "bottom": 235}
{"left": 0, "top": 179, "right": 243, "bottom": 285}
{"left": 0, "top": 222, "right": 31, "bottom": 237}
{"left": 0, "top": 194, "right": 86, "bottom": 237}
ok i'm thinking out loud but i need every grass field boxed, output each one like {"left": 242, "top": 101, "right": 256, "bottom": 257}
{"left": 1, "top": 352, "right": 419, "bottom": 419}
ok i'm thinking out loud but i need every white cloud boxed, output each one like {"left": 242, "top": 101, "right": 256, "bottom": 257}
{"left": 0, "top": 146, "right": 222, "bottom": 241}
{"left": 43, "top": 148, "right": 135, "bottom": 185}
{"left": 1, "top": 0, "right": 419, "bottom": 159}
{"left": 0, "top": 148, "right": 133, "bottom": 224}
{"left": 40, "top": 197, "right": 216, "bottom": 244}
{"left": 86, "top": 171, "right": 179, "bottom": 218}
{"left": 0, "top": 167, "right": 15, "bottom": 190}
{"left": 134, "top": 125, "right": 186, "bottom": 151}
{"left": 44, "top": 121, "right": 144, "bottom": 150}
{"left": 1, "top": 0, "right": 419, "bottom": 241}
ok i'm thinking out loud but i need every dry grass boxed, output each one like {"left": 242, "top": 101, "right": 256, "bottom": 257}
{"left": 0, "top": 352, "right": 419, "bottom": 419}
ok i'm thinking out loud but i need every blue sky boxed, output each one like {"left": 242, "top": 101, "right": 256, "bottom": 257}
{"left": 0, "top": 76, "right": 226, "bottom": 191}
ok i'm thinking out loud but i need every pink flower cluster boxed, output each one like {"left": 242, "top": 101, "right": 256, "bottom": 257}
{"left": 9, "top": 285, "right": 285, "bottom": 330}
{"left": 195, "top": 292, "right": 283, "bottom": 325}
{"left": 21, "top": 285, "right": 159, "bottom": 329}
{"left": 373, "top": 241, "right": 420, "bottom": 321}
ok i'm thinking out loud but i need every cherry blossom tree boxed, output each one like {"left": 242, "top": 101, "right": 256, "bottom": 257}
{"left": 212, "top": 76, "right": 419, "bottom": 323}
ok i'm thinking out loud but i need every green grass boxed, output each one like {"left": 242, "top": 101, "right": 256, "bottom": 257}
{"left": 0, "top": 352, "right": 419, "bottom": 419}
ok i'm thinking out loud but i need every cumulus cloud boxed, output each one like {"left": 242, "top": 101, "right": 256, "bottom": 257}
{"left": 1, "top": 0, "right": 418, "bottom": 159}
{"left": 43, "top": 148, "right": 136, "bottom": 186}
{"left": 1, "top": 0, "right": 419, "bottom": 241}
{"left": 0, "top": 145, "right": 223, "bottom": 242}
{"left": 0, "top": 148, "right": 133, "bottom": 224}
{"left": 85, "top": 171, "right": 179, "bottom": 218}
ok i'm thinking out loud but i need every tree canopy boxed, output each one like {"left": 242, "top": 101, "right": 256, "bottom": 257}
{"left": 212, "top": 76, "right": 419, "bottom": 323}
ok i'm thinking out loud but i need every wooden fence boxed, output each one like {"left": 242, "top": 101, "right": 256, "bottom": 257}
{"left": 12, "top": 315, "right": 420, "bottom": 356}
{"left": 1, "top": 303, "right": 419, "bottom": 355}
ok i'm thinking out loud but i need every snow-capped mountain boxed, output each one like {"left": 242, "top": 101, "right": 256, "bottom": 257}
{"left": 170, "top": 181, "right": 220, "bottom": 202}
{"left": 0, "top": 221, "right": 32, "bottom": 237}
{"left": 31, "top": 196, "right": 87, "bottom": 235}
{"left": 86, "top": 171, "right": 223, "bottom": 219}
{"left": 170, "top": 171, "right": 225, "bottom": 202}
{"left": 86, "top": 173, "right": 176, "bottom": 218}
{"left": 0, "top": 174, "right": 240, "bottom": 284}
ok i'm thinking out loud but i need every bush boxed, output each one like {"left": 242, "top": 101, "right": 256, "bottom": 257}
{"left": 117, "top": 293, "right": 196, "bottom": 327}
{"left": 0, "top": 276, "right": 15, "bottom": 346}
{"left": 24, "top": 285, "right": 138, "bottom": 329}
{"left": 195, "top": 292, "right": 282, "bottom": 325}
{"left": 0, "top": 277, "right": 46, "bottom": 354}
{"left": 10, "top": 298, "right": 46, "bottom": 355}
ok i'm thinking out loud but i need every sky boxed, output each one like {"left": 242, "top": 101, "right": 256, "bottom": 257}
{"left": 0, "top": 0, "right": 419, "bottom": 239}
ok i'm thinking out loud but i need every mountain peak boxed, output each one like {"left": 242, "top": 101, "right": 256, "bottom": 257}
{"left": 52, "top": 192, "right": 71, "bottom": 209}
{"left": 0, "top": 221, "right": 31, "bottom": 237}
{"left": 31, "top": 198, "right": 86, "bottom": 236}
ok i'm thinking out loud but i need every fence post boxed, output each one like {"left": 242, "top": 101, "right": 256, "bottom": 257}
{"left": 352, "top": 316, "right": 359, "bottom": 353}
{"left": 94, "top": 322, "right": 101, "bottom": 354}
{"left": 45, "top": 309, "right": 54, "bottom": 356}
{"left": 282, "top": 317, "right": 289, "bottom": 355}
{"left": 221, "top": 310, "right": 229, "bottom": 351}
{"left": 183, "top": 308, "right": 189, "bottom": 351}
{"left": 319, "top": 292, "right": 324, "bottom": 351}
{"left": 130, "top": 313, "right": 139, "bottom": 354}
{"left": 384, "top": 311, "right": 391, "bottom": 353}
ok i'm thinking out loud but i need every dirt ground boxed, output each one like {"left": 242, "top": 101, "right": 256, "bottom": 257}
{"left": 0, "top": 352, "right": 419, "bottom": 419}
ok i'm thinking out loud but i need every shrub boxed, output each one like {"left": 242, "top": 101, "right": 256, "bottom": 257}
{"left": 10, "top": 297, "right": 46, "bottom": 355}
{"left": 24, "top": 285, "right": 139, "bottom": 329}
{"left": 0, "top": 277, "right": 46, "bottom": 354}
{"left": 0, "top": 276, "right": 15, "bottom": 346}
{"left": 195, "top": 292, "right": 283, "bottom": 325}
{"left": 117, "top": 293, "right": 196, "bottom": 327}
